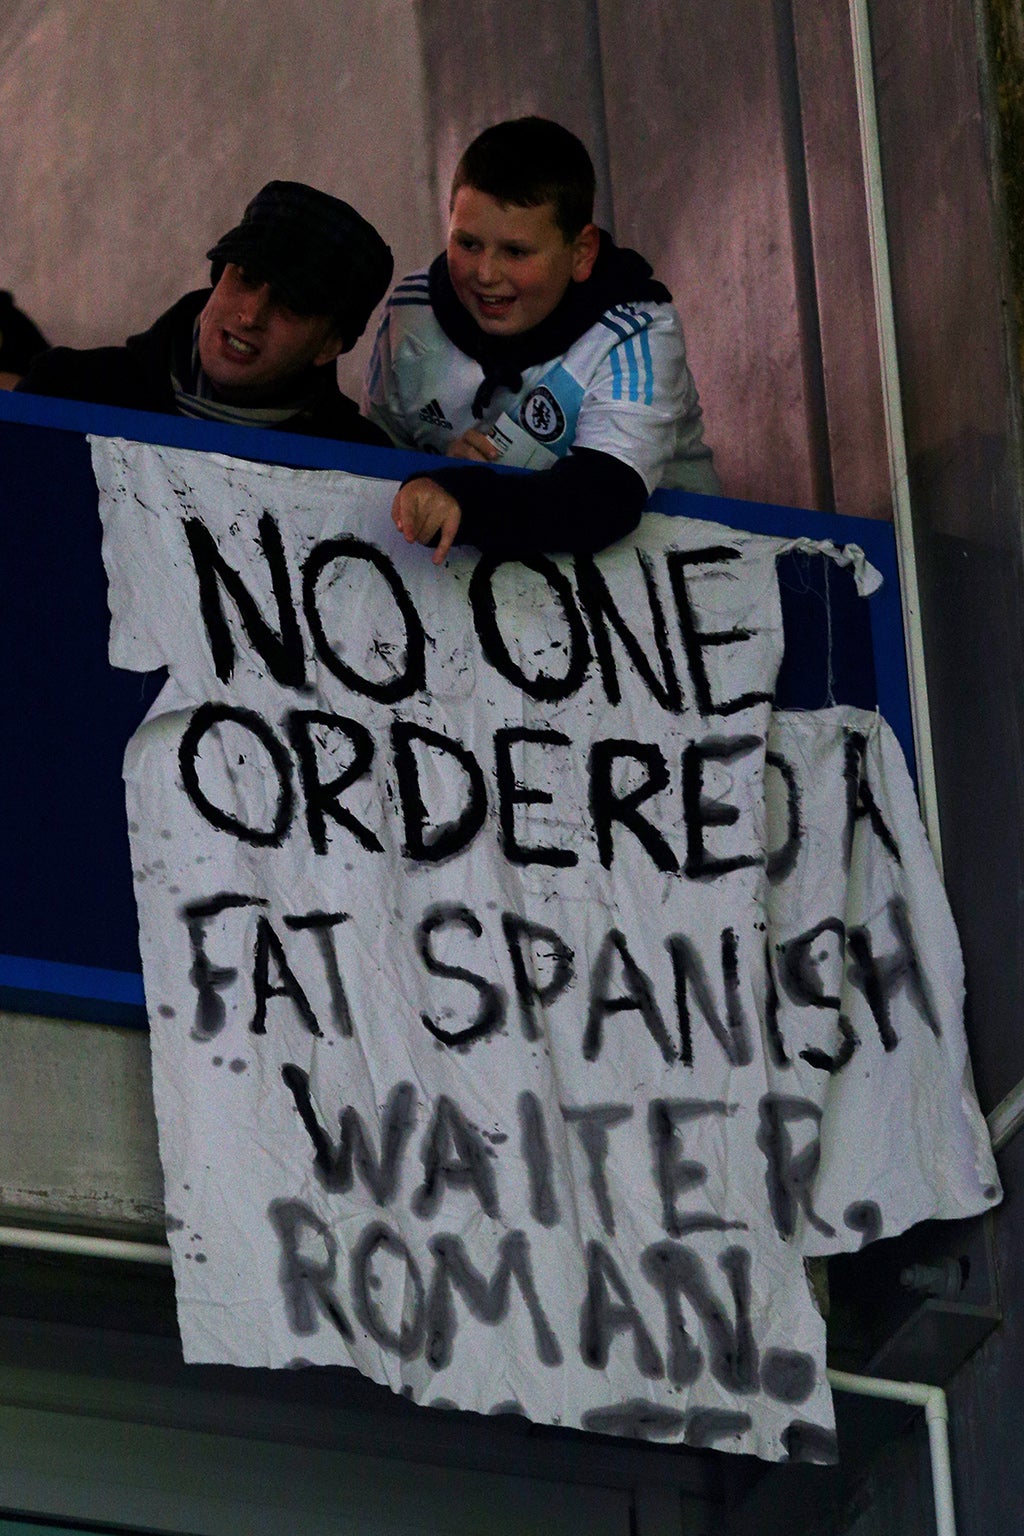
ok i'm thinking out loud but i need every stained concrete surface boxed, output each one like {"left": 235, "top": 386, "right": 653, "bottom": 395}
{"left": 0, "top": 1011, "right": 164, "bottom": 1231}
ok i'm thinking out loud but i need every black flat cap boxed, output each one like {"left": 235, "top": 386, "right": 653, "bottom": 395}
{"left": 207, "top": 181, "right": 393, "bottom": 351}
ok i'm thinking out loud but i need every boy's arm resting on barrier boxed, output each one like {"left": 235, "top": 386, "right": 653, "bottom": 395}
{"left": 393, "top": 446, "right": 648, "bottom": 561}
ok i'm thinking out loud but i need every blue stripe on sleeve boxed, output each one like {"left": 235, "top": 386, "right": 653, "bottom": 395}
{"left": 607, "top": 342, "right": 623, "bottom": 401}
{"left": 388, "top": 276, "right": 430, "bottom": 308}
{"left": 610, "top": 307, "right": 634, "bottom": 333}
{"left": 600, "top": 308, "right": 658, "bottom": 404}
{"left": 638, "top": 326, "right": 655, "bottom": 405}
{"left": 624, "top": 335, "right": 640, "bottom": 402}
{"left": 599, "top": 311, "right": 636, "bottom": 344}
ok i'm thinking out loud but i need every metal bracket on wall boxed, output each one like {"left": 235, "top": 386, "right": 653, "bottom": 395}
{"left": 827, "top": 1210, "right": 1001, "bottom": 1387}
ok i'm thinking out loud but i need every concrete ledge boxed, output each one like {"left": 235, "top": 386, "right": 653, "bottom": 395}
{"left": 0, "top": 1011, "right": 164, "bottom": 1231}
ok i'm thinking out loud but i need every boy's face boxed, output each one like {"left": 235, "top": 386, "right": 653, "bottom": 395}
{"left": 447, "top": 188, "right": 599, "bottom": 337}
{"left": 197, "top": 263, "right": 344, "bottom": 401}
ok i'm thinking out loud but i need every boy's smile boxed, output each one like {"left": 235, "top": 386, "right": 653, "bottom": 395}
{"left": 446, "top": 188, "right": 599, "bottom": 337}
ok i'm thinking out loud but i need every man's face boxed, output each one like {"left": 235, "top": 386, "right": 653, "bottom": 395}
{"left": 446, "top": 188, "right": 598, "bottom": 337}
{"left": 197, "top": 263, "right": 344, "bottom": 401}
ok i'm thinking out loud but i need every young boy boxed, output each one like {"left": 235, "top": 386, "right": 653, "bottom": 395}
{"left": 365, "top": 116, "right": 718, "bottom": 563}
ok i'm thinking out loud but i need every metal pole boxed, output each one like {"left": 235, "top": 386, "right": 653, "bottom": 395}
{"left": 848, "top": 0, "right": 945, "bottom": 872}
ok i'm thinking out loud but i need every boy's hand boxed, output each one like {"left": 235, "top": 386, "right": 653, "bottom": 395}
{"left": 447, "top": 427, "right": 501, "bottom": 463}
{"left": 392, "top": 478, "right": 463, "bottom": 565}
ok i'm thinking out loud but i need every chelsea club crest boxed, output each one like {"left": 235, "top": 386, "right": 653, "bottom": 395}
{"left": 520, "top": 386, "right": 566, "bottom": 444}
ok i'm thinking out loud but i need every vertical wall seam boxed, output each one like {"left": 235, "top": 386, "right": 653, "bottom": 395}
{"left": 583, "top": 0, "right": 616, "bottom": 234}
{"left": 772, "top": 0, "right": 837, "bottom": 515}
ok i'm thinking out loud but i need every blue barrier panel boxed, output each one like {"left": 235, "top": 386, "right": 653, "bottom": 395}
{"left": 0, "top": 389, "right": 908, "bottom": 1027}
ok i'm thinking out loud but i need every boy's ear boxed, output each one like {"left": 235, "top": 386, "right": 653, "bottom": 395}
{"left": 570, "top": 223, "right": 601, "bottom": 284}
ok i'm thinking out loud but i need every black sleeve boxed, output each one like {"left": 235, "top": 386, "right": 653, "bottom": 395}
{"left": 14, "top": 346, "right": 142, "bottom": 408}
{"left": 347, "top": 413, "right": 395, "bottom": 450}
{"left": 13, "top": 349, "right": 75, "bottom": 397}
{"left": 416, "top": 446, "right": 649, "bottom": 557}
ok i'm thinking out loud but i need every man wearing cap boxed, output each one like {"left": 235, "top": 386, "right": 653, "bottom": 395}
{"left": 17, "top": 181, "right": 393, "bottom": 444}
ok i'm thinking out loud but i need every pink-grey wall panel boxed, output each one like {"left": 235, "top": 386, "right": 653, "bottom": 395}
{"left": 0, "top": 0, "right": 439, "bottom": 398}
{"left": 597, "top": 0, "right": 824, "bottom": 508}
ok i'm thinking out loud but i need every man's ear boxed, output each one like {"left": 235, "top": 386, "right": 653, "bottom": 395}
{"left": 313, "top": 329, "right": 348, "bottom": 366}
{"left": 570, "top": 223, "right": 600, "bottom": 284}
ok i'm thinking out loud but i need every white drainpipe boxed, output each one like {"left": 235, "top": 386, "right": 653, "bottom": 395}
{"left": 828, "top": 1369, "right": 956, "bottom": 1536}
{"left": 0, "top": 1222, "right": 171, "bottom": 1265}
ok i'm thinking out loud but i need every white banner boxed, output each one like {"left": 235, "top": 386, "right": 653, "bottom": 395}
{"left": 93, "top": 437, "right": 999, "bottom": 1464}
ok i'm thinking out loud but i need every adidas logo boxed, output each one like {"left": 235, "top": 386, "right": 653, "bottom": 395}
{"left": 418, "top": 398, "right": 453, "bottom": 431}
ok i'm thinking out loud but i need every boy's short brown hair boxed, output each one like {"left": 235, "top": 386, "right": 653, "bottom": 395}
{"left": 451, "top": 117, "right": 596, "bottom": 240}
